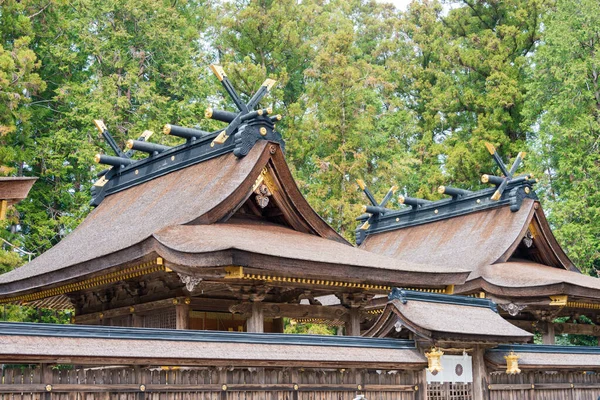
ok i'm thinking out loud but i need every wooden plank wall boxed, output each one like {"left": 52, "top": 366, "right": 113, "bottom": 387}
{"left": 488, "top": 370, "right": 600, "bottom": 400}
{"left": 0, "top": 365, "right": 419, "bottom": 400}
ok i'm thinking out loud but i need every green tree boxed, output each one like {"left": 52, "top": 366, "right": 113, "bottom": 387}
{"left": 526, "top": 0, "right": 600, "bottom": 274}
{"left": 10, "top": 0, "right": 215, "bottom": 255}
{"left": 389, "top": 0, "right": 545, "bottom": 198}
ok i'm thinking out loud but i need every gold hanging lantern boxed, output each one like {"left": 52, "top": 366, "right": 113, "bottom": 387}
{"left": 504, "top": 351, "right": 521, "bottom": 374}
{"left": 425, "top": 347, "right": 444, "bottom": 374}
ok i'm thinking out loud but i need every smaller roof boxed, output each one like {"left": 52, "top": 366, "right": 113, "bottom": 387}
{"left": 0, "top": 322, "right": 426, "bottom": 369}
{"left": 364, "top": 289, "right": 532, "bottom": 343}
{"left": 487, "top": 344, "right": 600, "bottom": 370}
{"left": 465, "top": 261, "right": 600, "bottom": 298}
{"left": 0, "top": 177, "right": 37, "bottom": 206}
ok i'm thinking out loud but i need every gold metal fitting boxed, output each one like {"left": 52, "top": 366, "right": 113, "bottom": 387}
{"left": 263, "top": 79, "right": 276, "bottom": 91}
{"left": 356, "top": 179, "right": 366, "bottom": 190}
{"left": 484, "top": 142, "right": 496, "bottom": 155}
{"left": 398, "top": 195, "right": 406, "bottom": 204}
{"left": 224, "top": 265, "right": 244, "bottom": 279}
{"left": 257, "top": 109, "right": 263, "bottom": 116}
{"left": 93, "top": 119, "right": 107, "bottom": 134}
{"left": 210, "top": 64, "right": 226, "bottom": 81}
{"left": 437, "top": 186, "right": 445, "bottom": 194}
{"left": 184, "top": 297, "right": 191, "bottom": 305}
{"left": 391, "top": 185, "right": 399, "bottom": 194}
{"left": 361, "top": 205, "right": 367, "bottom": 213}
{"left": 205, "top": 107, "right": 213, "bottom": 119}
{"left": 125, "top": 139, "right": 134, "bottom": 149}
{"left": 139, "top": 384, "right": 146, "bottom": 392}
{"left": 45, "top": 385, "right": 52, "bottom": 392}
{"left": 163, "top": 124, "right": 172, "bottom": 135}
{"left": 94, "top": 154, "right": 102, "bottom": 163}
{"left": 481, "top": 174, "right": 489, "bottom": 183}
{"left": 266, "top": 107, "right": 273, "bottom": 114}
{"left": 212, "top": 131, "right": 228, "bottom": 145}
{"left": 549, "top": 295, "right": 568, "bottom": 306}
{"left": 259, "top": 127, "right": 267, "bottom": 136}
{"left": 524, "top": 187, "right": 530, "bottom": 194}
{"left": 275, "top": 114, "right": 282, "bottom": 121}
{"left": 491, "top": 190, "right": 501, "bottom": 201}
{"left": 518, "top": 151, "right": 527, "bottom": 160}
{"left": 129, "top": 306, "right": 135, "bottom": 313}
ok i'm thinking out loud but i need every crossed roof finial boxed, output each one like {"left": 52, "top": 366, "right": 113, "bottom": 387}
{"left": 356, "top": 179, "right": 398, "bottom": 230}
{"left": 207, "top": 65, "right": 283, "bottom": 157}
{"left": 483, "top": 143, "right": 527, "bottom": 201}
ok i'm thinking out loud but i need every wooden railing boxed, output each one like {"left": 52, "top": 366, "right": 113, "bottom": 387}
{"left": 488, "top": 370, "right": 600, "bottom": 400}
{"left": 0, "top": 365, "right": 422, "bottom": 400}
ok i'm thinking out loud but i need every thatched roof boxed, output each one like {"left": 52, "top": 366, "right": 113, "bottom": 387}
{"left": 0, "top": 322, "right": 426, "bottom": 368}
{"left": 364, "top": 290, "right": 532, "bottom": 344}
{"left": 0, "top": 142, "right": 468, "bottom": 302}
{"left": 361, "top": 199, "right": 600, "bottom": 299}
{"left": 487, "top": 344, "right": 600, "bottom": 370}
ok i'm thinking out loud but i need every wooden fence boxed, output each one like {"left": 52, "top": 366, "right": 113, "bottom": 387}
{"left": 488, "top": 370, "right": 600, "bottom": 400}
{"left": 0, "top": 365, "right": 423, "bottom": 400}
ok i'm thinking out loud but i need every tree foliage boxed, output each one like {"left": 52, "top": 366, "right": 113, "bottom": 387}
{"left": 0, "top": 0, "right": 598, "bottom": 279}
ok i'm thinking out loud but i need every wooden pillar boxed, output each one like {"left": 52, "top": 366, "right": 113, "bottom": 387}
{"left": 176, "top": 303, "right": 190, "bottom": 330}
{"left": 247, "top": 302, "right": 264, "bottom": 333}
{"left": 542, "top": 322, "right": 555, "bottom": 345}
{"left": 472, "top": 345, "right": 489, "bottom": 400}
{"left": 346, "top": 308, "right": 361, "bottom": 336}
{"left": 415, "top": 369, "right": 428, "bottom": 400}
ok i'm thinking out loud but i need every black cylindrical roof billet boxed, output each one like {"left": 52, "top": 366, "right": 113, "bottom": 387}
{"left": 355, "top": 213, "right": 370, "bottom": 221}
{"left": 163, "top": 124, "right": 210, "bottom": 140}
{"left": 126, "top": 140, "right": 171, "bottom": 154}
{"left": 205, "top": 108, "right": 237, "bottom": 123}
{"left": 398, "top": 195, "right": 432, "bottom": 207}
{"left": 438, "top": 186, "right": 472, "bottom": 198}
{"left": 94, "top": 154, "right": 135, "bottom": 167}
{"left": 364, "top": 205, "right": 390, "bottom": 214}
{"left": 510, "top": 175, "right": 532, "bottom": 184}
{"left": 481, "top": 174, "right": 505, "bottom": 185}
{"left": 240, "top": 108, "right": 271, "bottom": 122}
{"left": 96, "top": 168, "right": 109, "bottom": 178}
{"left": 481, "top": 174, "right": 532, "bottom": 186}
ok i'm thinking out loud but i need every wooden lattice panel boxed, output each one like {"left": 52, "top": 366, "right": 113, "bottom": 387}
{"left": 143, "top": 307, "right": 176, "bottom": 329}
{"left": 427, "top": 382, "right": 473, "bottom": 400}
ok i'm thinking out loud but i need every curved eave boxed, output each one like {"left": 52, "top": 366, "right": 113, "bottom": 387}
{"left": 363, "top": 299, "right": 531, "bottom": 344}
{"left": 457, "top": 276, "right": 600, "bottom": 301}
{"left": 0, "top": 233, "right": 468, "bottom": 303}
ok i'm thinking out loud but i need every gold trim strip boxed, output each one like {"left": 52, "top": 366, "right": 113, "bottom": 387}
{"left": 566, "top": 301, "right": 600, "bottom": 310}
{"left": 0, "top": 258, "right": 166, "bottom": 305}
{"left": 234, "top": 272, "right": 451, "bottom": 294}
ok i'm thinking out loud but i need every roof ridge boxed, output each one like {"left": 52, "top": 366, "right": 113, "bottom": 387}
{"left": 91, "top": 65, "right": 284, "bottom": 206}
